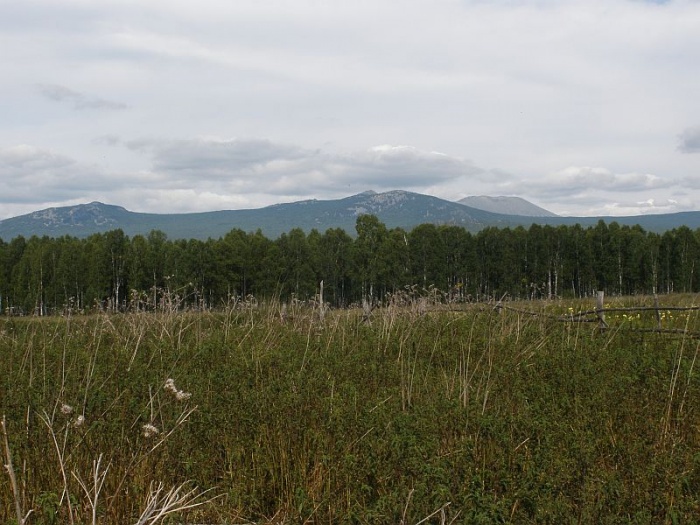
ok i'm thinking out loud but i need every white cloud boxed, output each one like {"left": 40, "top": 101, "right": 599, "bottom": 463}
{"left": 584, "top": 196, "right": 695, "bottom": 217}
{"left": 531, "top": 167, "right": 670, "bottom": 195}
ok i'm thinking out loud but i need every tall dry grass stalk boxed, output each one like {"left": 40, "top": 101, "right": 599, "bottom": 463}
{"left": 2, "top": 415, "right": 33, "bottom": 525}
{"left": 134, "top": 481, "right": 220, "bottom": 525}
{"left": 73, "top": 454, "right": 110, "bottom": 525}
{"left": 39, "top": 409, "right": 77, "bottom": 524}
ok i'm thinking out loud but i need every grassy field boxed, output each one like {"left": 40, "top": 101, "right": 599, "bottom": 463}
{"left": 1, "top": 295, "right": 700, "bottom": 524}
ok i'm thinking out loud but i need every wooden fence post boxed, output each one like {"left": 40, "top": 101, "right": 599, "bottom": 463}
{"left": 654, "top": 294, "right": 662, "bottom": 329}
{"left": 596, "top": 291, "right": 608, "bottom": 330}
{"left": 319, "top": 280, "right": 325, "bottom": 323}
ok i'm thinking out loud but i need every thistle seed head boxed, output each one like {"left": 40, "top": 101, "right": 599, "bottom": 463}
{"left": 175, "top": 390, "right": 192, "bottom": 401}
{"left": 142, "top": 423, "right": 159, "bottom": 438}
{"left": 164, "top": 378, "right": 192, "bottom": 401}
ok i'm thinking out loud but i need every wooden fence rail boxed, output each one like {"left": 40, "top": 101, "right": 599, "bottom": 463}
{"left": 494, "top": 292, "right": 700, "bottom": 339}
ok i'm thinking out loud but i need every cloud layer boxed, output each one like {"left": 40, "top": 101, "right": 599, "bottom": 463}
{"left": 1, "top": 0, "right": 699, "bottom": 219}
{"left": 2, "top": 137, "right": 695, "bottom": 219}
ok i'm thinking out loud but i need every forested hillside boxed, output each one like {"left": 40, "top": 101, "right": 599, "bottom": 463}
{"left": 1, "top": 215, "right": 698, "bottom": 314}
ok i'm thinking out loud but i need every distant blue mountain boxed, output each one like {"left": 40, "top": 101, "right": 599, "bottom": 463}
{"left": 1, "top": 190, "right": 698, "bottom": 241}
{"left": 458, "top": 195, "right": 558, "bottom": 217}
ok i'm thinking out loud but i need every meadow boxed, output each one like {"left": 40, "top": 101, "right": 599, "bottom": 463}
{"left": 1, "top": 294, "right": 700, "bottom": 524}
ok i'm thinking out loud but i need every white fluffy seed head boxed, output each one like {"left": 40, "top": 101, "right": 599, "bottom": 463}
{"left": 142, "top": 423, "right": 159, "bottom": 438}
{"left": 164, "top": 378, "right": 192, "bottom": 401}
{"left": 61, "top": 403, "right": 74, "bottom": 416}
{"left": 175, "top": 390, "right": 192, "bottom": 401}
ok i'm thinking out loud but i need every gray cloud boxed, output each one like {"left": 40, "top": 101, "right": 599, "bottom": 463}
{"left": 0, "top": 145, "right": 146, "bottom": 205}
{"left": 127, "top": 138, "right": 306, "bottom": 174}
{"left": 678, "top": 127, "right": 700, "bottom": 153}
{"left": 0, "top": 140, "right": 484, "bottom": 211}
{"left": 337, "top": 145, "right": 485, "bottom": 187}
{"left": 123, "top": 138, "right": 485, "bottom": 196}
{"left": 0, "top": 144, "right": 74, "bottom": 173}
{"left": 0, "top": 145, "right": 86, "bottom": 203}
{"left": 682, "top": 175, "right": 700, "bottom": 189}
{"left": 36, "top": 84, "right": 128, "bottom": 111}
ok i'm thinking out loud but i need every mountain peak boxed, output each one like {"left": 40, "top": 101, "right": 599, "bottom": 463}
{"left": 458, "top": 196, "right": 558, "bottom": 217}
{"left": 21, "top": 201, "right": 125, "bottom": 232}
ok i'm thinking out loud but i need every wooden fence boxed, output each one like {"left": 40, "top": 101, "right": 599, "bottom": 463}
{"left": 494, "top": 291, "right": 700, "bottom": 339}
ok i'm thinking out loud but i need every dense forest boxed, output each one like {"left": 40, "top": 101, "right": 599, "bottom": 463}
{"left": 0, "top": 215, "right": 698, "bottom": 314}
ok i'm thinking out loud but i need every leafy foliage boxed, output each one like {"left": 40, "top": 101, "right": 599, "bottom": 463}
{"left": 1, "top": 298, "right": 700, "bottom": 522}
{"left": 1, "top": 218, "right": 698, "bottom": 314}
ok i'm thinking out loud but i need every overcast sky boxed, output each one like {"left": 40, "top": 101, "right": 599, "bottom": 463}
{"left": 1, "top": 0, "right": 699, "bottom": 220}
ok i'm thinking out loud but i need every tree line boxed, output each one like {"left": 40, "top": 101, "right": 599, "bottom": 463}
{"left": 0, "top": 215, "right": 698, "bottom": 314}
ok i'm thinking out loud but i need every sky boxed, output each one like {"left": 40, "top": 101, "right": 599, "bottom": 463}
{"left": 1, "top": 0, "right": 699, "bottom": 220}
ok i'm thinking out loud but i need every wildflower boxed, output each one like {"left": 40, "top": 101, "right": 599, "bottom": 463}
{"left": 142, "top": 423, "right": 159, "bottom": 438}
{"left": 61, "top": 403, "right": 74, "bottom": 416}
{"left": 73, "top": 415, "right": 85, "bottom": 428}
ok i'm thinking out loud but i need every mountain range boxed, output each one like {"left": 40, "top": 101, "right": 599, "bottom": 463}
{"left": 1, "top": 190, "right": 699, "bottom": 241}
